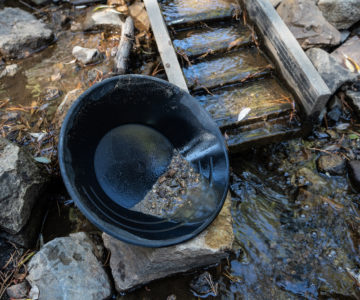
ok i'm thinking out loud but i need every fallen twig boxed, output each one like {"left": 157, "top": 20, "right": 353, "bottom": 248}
{"left": 114, "top": 16, "right": 135, "bottom": 74}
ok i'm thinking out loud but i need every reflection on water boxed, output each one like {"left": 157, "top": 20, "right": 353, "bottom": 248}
{"left": 225, "top": 139, "right": 360, "bottom": 299}
{"left": 123, "top": 136, "right": 360, "bottom": 299}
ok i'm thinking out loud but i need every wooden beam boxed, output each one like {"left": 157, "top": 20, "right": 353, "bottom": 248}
{"left": 143, "top": 0, "right": 189, "bottom": 92}
{"left": 243, "top": 0, "right": 331, "bottom": 117}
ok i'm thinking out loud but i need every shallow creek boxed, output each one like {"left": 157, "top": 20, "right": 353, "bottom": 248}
{"left": 1, "top": 1, "right": 360, "bottom": 299}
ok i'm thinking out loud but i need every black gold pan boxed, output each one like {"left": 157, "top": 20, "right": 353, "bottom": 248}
{"left": 59, "top": 75, "right": 229, "bottom": 247}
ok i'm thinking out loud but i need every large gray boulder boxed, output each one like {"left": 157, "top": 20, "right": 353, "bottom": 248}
{"left": 0, "top": 138, "right": 46, "bottom": 234}
{"left": 103, "top": 195, "right": 234, "bottom": 292}
{"left": 318, "top": 0, "right": 360, "bottom": 30}
{"left": 306, "top": 48, "right": 359, "bottom": 94}
{"left": 277, "top": 0, "right": 341, "bottom": 49}
{"left": 27, "top": 232, "right": 111, "bottom": 300}
{"left": 0, "top": 7, "right": 54, "bottom": 59}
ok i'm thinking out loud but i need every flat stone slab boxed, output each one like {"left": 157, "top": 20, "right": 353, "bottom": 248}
{"left": 332, "top": 36, "right": 360, "bottom": 72}
{"left": 27, "top": 232, "right": 111, "bottom": 300}
{"left": 0, "top": 7, "right": 54, "bottom": 59}
{"left": 102, "top": 194, "right": 234, "bottom": 292}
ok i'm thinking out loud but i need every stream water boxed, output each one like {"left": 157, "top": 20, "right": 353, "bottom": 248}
{"left": 1, "top": 1, "right": 360, "bottom": 299}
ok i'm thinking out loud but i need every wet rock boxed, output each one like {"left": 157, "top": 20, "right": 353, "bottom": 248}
{"left": 43, "top": 87, "right": 62, "bottom": 101}
{"left": 0, "top": 138, "right": 46, "bottom": 234}
{"left": 296, "top": 167, "right": 328, "bottom": 192}
{"left": 72, "top": 46, "right": 101, "bottom": 65}
{"left": 331, "top": 36, "right": 360, "bottom": 73}
{"left": 54, "top": 88, "right": 83, "bottom": 129}
{"left": 102, "top": 195, "right": 233, "bottom": 292}
{"left": 346, "top": 90, "right": 360, "bottom": 118}
{"left": 0, "top": 64, "right": 19, "bottom": 79}
{"left": 277, "top": 0, "right": 341, "bottom": 49}
{"left": 83, "top": 8, "right": 124, "bottom": 32}
{"left": 348, "top": 160, "right": 360, "bottom": 192}
{"left": 6, "top": 281, "right": 30, "bottom": 299}
{"left": 317, "top": 154, "right": 346, "bottom": 175}
{"left": 0, "top": 191, "right": 48, "bottom": 248}
{"left": 0, "top": 8, "right": 54, "bottom": 59}
{"left": 306, "top": 48, "right": 359, "bottom": 94}
{"left": 27, "top": 232, "right": 111, "bottom": 300}
{"left": 318, "top": 0, "right": 360, "bottom": 30}
{"left": 190, "top": 271, "right": 217, "bottom": 296}
{"left": 327, "top": 106, "right": 342, "bottom": 122}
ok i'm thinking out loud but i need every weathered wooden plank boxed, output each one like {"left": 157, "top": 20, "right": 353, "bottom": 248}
{"left": 173, "top": 23, "right": 253, "bottom": 58}
{"left": 183, "top": 48, "right": 273, "bottom": 90}
{"left": 159, "top": 0, "right": 239, "bottom": 26}
{"left": 243, "top": 0, "right": 331, "bottom": 117}
{"left": 194, "top": 77, "right": 294, "bottom": 128}
{"left": 143, "top": 0, "right": 189, "bottom": 92}
{"left": 224, "top": 116, "right": 302, "bottom": 152}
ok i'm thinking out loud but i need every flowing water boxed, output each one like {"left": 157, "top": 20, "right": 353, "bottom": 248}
{"left": 1, "top": 1, "right": 360, "bottom": 299}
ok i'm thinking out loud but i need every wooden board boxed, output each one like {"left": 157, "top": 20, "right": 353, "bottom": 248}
{"left": 243, "top": 0, "right": 331, "bottom": 117}
{"left": 143, "top": 0, "right": 189, "bottom": 92}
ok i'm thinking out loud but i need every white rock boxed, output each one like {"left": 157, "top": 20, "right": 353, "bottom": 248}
{"left": 72, "top": 46, "right": 101, "bottom": 65}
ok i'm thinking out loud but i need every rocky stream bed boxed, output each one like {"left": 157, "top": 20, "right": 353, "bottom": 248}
{"left": 0, "top": 0, "right": 360, "bottom": 299}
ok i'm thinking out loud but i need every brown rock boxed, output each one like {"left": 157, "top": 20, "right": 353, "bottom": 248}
{"left": 317, "top": 154, "right": 346, "bottom": 175}
{"left": 102, "top": 194, "right": 234, "bottom": 292}
{"left": 129, "top": 1, "right": 150, "bottom": 32}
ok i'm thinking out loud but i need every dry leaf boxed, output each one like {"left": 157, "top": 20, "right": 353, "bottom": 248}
{"left": 237, "top": 107, "right": 251, "bottom": 122}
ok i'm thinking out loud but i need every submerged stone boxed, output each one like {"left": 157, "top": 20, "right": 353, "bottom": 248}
{"left": 102, "top": 195, "right": 233, "bottom": 292}
{"left": 72, "top": 46, "right": 102, "bottom": 65}
{"left": 317, "top": 154, "right": 346, "bottom": 175}
{"left": 0, "top": 8, "right": 54, "bottom": 59}
{"left": 0, "top": 64, "right": 19, "bottom": 79}
{"left": 27, "top": 232, "right": 111, "bottom": 300}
